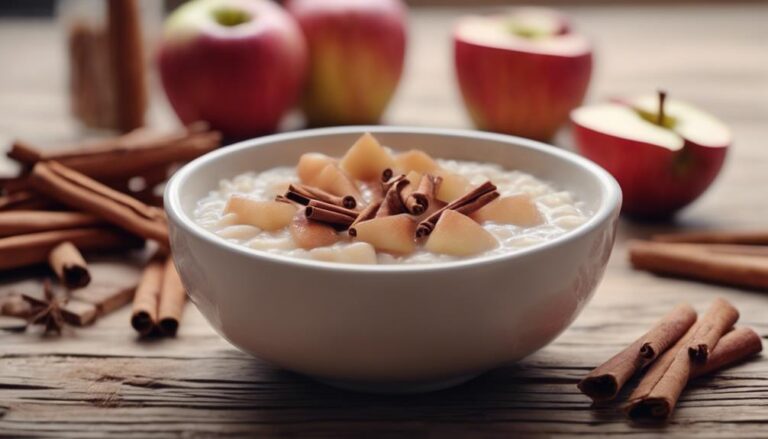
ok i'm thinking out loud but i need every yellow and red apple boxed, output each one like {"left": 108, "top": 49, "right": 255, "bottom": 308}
{"left": 286, "top": 0, "right": 407, "bottom": 126}
{"left": 454, "top": 8, "right": 592, "bottom": 141}
{"left": 571, "top": 92, "right": 730, "bottom": 219}
{"left": 157, "top": 0, "right": 307, "bottom": 139}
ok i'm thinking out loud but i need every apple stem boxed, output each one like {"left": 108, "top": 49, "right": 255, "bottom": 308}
{"left": 657, "top": 89, "right": 667, "bottom": 126}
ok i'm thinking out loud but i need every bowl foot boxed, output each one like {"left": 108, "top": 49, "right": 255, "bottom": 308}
{"left": 311, "top": 372, "right": 482, "bottom": 394}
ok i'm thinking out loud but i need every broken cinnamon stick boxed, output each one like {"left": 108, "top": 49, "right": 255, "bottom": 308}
{"left": 0, "top": 227, "right": 143, "bottom": 271}
{"left": 107, "top": 0, "right": 146, "bottom": 132}
{"left": 405, "top": 175, "right": 440, "bottom": 215}
{"left": 653, "top": 230, "right": 768, "bottom": 245}
{"left": 578, "top": 303, "right": 697, "bottom": 402}
{"left": 286, "top": 184, "right": 356, "bottom": 209}
{"left": 157, "top": 258, "right": 186, "bottom": 337}
{"left": 30, "top": 161, "right": 168, "bottom": 245}
{"left": 377, "top": 177, "right": 409, "bottom": 218}
{"left": 305, "top": 201, "right": 357, "bottom": 229}
{"left": 0, "top": 210, "right": 102, "bottom": 237}
{"left": 628, "top": 240, "right": 768, "bottom": 290}
{"left": 416, "top": 181, "right": 498, "bottom": 237}
{"left": 49, "top": 241, "right": 91, "bottom": 289}
{"left": 131, "top": 257, "right": 164, "bottom": 337}
{"left": 690, "top": 327, "right": 763, "bottom": 379}
{"left": 687, "top": 297, "right": 739, "bottom": 363}
{"left": 348, "top": 201, "right": 382, "bottom": 237}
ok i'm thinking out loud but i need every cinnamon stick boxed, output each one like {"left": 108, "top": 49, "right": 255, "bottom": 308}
{"left": 687, "top": 297, "right": 739, "bottom": 363}
{"left": 0, "top": 227, "right": 142, "bottom": 271}
{"left": 305, "top": 201, "right": 357, "bottom": 228}
{"left": 30, "top": 161, "right": 168, "bottom": 245}
{"left": 405, "top": 175, "right": 440, "bottom": 215}
{"left": 157, "top": 258, "right": 186, "bottom": 337}
{"left": 578, "top": 303, "right": 697, "bottom": 402}
{"left": 130, "top": 257, "right": 164, "bottom": 337}
{"left": 653, "top": 230, "right": 768, "bottom": 245}
{"left": 0, "top": 210, "right": 101, "bottom": 237}
{"left": 690, "top": 327, "right": 763, "bottom": 379}
{"left": 107, "top": 0, "right": 146, "bottom": 132}
{"left": 377, "top": 177, "right": 410, "bottom": 218}
{"left": 628, "top": 240, "right": 768, "bottom": 290}
{"left": 416, "top": 181, "right": 498, "bottom": 237}
{"left": 286, "top": 184, "right": 356, "bottom": 209}
{"left": 48, "top": 241, "right": 91, "bottom": 289}
{"left": 348, "top": 201, "right": 382, "bottom": 237}
{"left": 0, "top": 191, "right": 56, "bottom": 211}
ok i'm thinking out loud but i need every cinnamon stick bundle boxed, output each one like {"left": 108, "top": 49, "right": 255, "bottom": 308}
{"left": 0, "top": 227, "right": 142, "bottom": 271}
{"left": 653, "top": 230, "right": 768, "bottom": 245}
{"left": 628, "top": 240, "right": 768, "bottom": 290}
{"left": 10, "top": 123, "right": 220, "bottom": 181}
{"left": 157, "top": 258, "right": 186, "bottom": 337}
{"left": 686, "top": 297, "right": 739, "bottom": 363}
{"left": 286, "top": 184, "right": 356, "bottom": 209}
{"left": 48, "top": 241, "right": 91, "bottom": 289}
{"left": 578, "top": 303, "right": 697, "bottom": 401}
{"left": 30, "top": 161, "right": 168, "bottom": 245}
{"left": 416, "top": 181, "right": 499, "bottom": 237}
{"left": 0, "top": 210, "right": 101, "bottom": 237}
{"left": 130, "top": 257, "right": 164, "bottom": 337}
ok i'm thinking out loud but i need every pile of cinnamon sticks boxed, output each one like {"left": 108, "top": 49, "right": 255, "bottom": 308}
{"left": 579, "top": 298, "right": 762, "bottom": 422}
{"left": 629, "top": 230, "right": 768, "bottom": 290}
{"left": 0, "top": 124, "right": 221, "bottom": 336}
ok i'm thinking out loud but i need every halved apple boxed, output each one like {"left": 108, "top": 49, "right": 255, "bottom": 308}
{"left": 339, "top": 133, "right": 396, "bottom": 181}
{"left": 352, "top": 213, "right": 416, "bottom": 255}
{"left": 472, "top": 194, "right": 542, "bottom": 227}
{"left": 225, "top": 196, "right": 297, "bottom": 231}
{"left": 425, "top": 210, "right": 498, "bottom": 256}
{"left": 290, "top": 210, "right": 339, "bottom": 249}
{"left": 394, "top": 149, "right": 439, "bottom": 174}
{"left": 314, "top": 163, "right": 361, "bottom": 198}
{"left": 297, "top": 152, "right": 336, "bottom": 184}
{"left": 571, "top": 92, "right": 730, "bottom": 218}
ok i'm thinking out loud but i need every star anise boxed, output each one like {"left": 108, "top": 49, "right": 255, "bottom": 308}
{"left": 22, "top": 280, "right": 67, "bottom": 335}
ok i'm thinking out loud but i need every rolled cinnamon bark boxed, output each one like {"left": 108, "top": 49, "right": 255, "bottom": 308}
{"left": 405, "top": 175, "right": 441, "bottom": 215}
{"left": 578, "top": 303, "right": 697, "bottom": 402}
{"left": 30, "top": 161, "right": 168, "bottom": 245}
{"left": 377, "top": 177, "right": 409, "bottom": 218}
{"left": 0, "top": 227, "right": 143, "bottom": 271}
{"left": 130, "top": 257, "right": 165, "bottom": 337}
{"left": 653, "top": 230, "right": 768, "bottom": 245}
{"left": 49, "top": 241, "right": 91, "bottom": 289}
{"left": 628, "top": 240, "right": 768, "bottom": 290}
{"left": 690, "top": 327, "right": 763, "bottom": 379}
{"left": 0, "top": 210, "right": 101, "bottom": 237}
{"left": 416, "top": 181, "right": 498, "bottom": 237}
{"left": 286, "top": 184, "right": 356, "bottom": 209}
{"left": 687, "top": 297, "right": 739, "bottom": 363}
{"left": 348, "top": 201, "right": 382, "bottom": 237}
{"left": 0, "top": 191, "right": 56, "bottom": 211}
{"left": 157, "top": 258, "right": 186, "bottom": 337}
{"left": 107, "top": 0, "right": 146, "bottom": 132}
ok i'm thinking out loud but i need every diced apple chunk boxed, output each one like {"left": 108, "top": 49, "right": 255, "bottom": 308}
{"left": 340, "top": 133, "right": 395, "bottom": 181}
{"left": 290, "top": 210, "right": 339, "bottom": 250}
{"left": 297, "top": 153, "right": 336, "bottom": 185}
{"left": 352, "top": 214, "right": 416, "bottom": 255}
{"left": 434, "top": 170, "right": 470, "bottom": 203}
{"left": 224, "top": 196, "right": 296, "bottom": 231}
{"left": 314, "top": 164, "right": 361, "bottom": 198}
{"left": 395, "top": 149, "right": 439, "bottom": 174}
{"left": 472, "top": 195, "right": 543, "bottom": 227}
{"left": 309, "top": 242, "right": 378, "bottom": 264}
{"left": 425, "top": 210, "right": 498, "bottom": 256}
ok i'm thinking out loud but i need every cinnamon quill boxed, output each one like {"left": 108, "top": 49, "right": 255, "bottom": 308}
{"left": 578, "top": 303, "right": 697, "bottom": 402}
{"left": 686, "top": 297, "right": 739, "bottom": 363}
{"left": 286, "top": 184, "right": 356, "bottom": 209}
{"left": 0, "top": 210, "right": 101, "bottom": 237}
{"left": 377, "top": 177, "right": 409, "bottom": 218}
{"left": 130, "top": 257, "right": 164, "bottom": 337}
{"left": 416, "top": 181, "right": 499, "bottom": 237}
{"left": 305, "top": 200, "right": 358, "bottom": 228}
{"left": 405, "top": 175, "right": 440, "bottom": 215}
{"left": 348, "top": 201, "right": 382, "bottom": 237}
{"left": 157, "top": 258, "right": 186, "bottom": 337}
{"left": 48, "top": 241, "right": 91, "bottom": 289}
{"left": 653, "top": 230, "right": 768, "bottom": 245}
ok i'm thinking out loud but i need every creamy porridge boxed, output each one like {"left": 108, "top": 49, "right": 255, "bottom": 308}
{"left": 194, "top": 133, "right": 590, "bottom": 264}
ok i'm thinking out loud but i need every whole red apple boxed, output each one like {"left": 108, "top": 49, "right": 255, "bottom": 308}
{"left": 157, "top": 0, "right": 307, "bottom": 139}
{"left": 454, "top": 8, "right": 592, "bottom": 141}
{"left": 285, "top": 0, "right": 407, "bottom": 126}
{"left": 571, "top": 92, "right": 730, "bottom": 219}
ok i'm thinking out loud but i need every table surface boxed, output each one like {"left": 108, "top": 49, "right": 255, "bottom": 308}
{"left": 2, "top": 4, "right": 768, "bottom": 438}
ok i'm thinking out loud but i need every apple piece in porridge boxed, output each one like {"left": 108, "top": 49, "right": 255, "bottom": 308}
{"left": 309, "top": 242, "right": 378, "bottom": 265}
{"left": 395, "top": 149, "right": 440, "bottom": 174}
{"left": 290, "top": 209, "right": 340, "bottom": 250}
{"left": 297, "top": 152, "right": 335, "bottom": 185}
{"left": 314, "top": 164, "right": 361, "bottom": 199}
{"left": 340, "top": 132, "right": 396, "bottom": 181}
{"left": 352, "top": 214, "right": 417, "bottom": 255}
{"left": 425, "top": 210, "right": 498, "bottom": 257}
{"left": 434, "top": 169, "right": 471, "bottom": 203}
{"left": 225, "top": 196, "right": 297, "bottom": 231}
{"left": 472, "top": 195, "right": 543, "bottom": 227}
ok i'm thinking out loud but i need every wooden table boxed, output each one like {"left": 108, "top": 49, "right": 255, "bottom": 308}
{"left": 2, "top": 4, "right": 767, "bottom": 437}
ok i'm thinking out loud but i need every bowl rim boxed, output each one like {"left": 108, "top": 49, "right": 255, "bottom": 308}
{"left": 165, "top": 125, "right": 621, "bottom": 273}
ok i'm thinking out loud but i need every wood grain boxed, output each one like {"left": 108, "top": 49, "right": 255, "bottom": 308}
{"left": 1, "top": 4, "right": 767, "bottom": 437}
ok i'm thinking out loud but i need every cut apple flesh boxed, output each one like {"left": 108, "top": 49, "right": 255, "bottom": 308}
{"left": 425, "top": 210, "right": 498, "bottom": 256}
{"left": 225, "top": 196, "right": 297, "bottom": 231}
{"left": 434, "top": 170, "right": 470, "bottom": 203}
{"left": 290, "top": 210, "right": 339, "bottom": 250}
{"left": 352, "top": 214, "right": 417, "bottom": 255}
{"left": 313, "top": 164, "right": 361, "bottom": 198}
{"left": 472, "top": 194, "right": 543, "bottom": 227}
{"left": 394, "top": 149, "right": 440, "bottom": 174}
{"left": 340, "top": 132, "right": 396, "bottom": 181}
{"left": 297, "top": 153, "right": 335, "bottom": 185}
{"left": 571, "top": 103, "right": 684, "bottom": 151}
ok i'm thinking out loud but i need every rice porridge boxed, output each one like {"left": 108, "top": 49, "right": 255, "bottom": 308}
{"left": 193, "top": 133, "right": 590, "bottom": 265}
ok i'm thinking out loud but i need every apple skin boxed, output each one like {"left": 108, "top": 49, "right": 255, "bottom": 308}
{"left": 572, "top": 123, "right": 727, "bottom": 219}
{"left": 453, "top": 14, "right": 592, "bottom": 142}
{"left": 157, "top": 0, "right": 307, "bottom": 139}
{"left": 285, "top": 0, "right": 407, "bottom": 126}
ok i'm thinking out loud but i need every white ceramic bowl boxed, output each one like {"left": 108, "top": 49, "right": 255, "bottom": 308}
{"left": 165, "top": 126, "right": 621, "bottom": 393}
